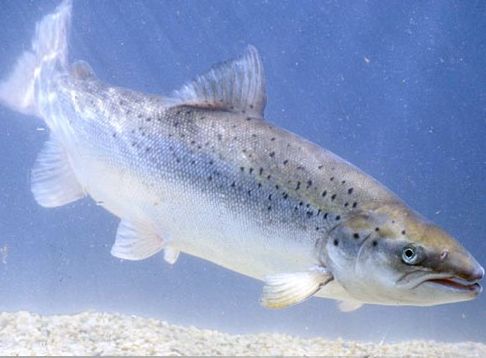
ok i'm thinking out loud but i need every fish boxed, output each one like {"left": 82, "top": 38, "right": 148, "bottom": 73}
{"left": 0, "top": 0, "right": 483, "bottom": 311}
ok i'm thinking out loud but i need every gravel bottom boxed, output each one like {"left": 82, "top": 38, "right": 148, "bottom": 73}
{"left": 0, "top": 311, "right": 484, "bottom": 356}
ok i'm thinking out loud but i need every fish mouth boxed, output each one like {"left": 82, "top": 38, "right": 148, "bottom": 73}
{"left": 422, "top": 275, "right": 482, "bottom": 295}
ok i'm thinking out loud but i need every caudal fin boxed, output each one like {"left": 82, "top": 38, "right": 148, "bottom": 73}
{"left": 0, "top": 0, "right": 72, "bottom": 117}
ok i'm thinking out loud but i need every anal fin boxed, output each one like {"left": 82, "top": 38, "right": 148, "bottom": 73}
{"left": 111, "top": 220, "right": 164, "bottom": 260}
{"left": 31, "top": 137, "right": 85, "bottom": 207}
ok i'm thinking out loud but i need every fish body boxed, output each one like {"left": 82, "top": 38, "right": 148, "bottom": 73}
{"left": 0, "top": 1, "right": 483, "bottom": 309}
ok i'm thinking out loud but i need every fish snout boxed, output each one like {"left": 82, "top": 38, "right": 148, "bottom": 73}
{"left": 467, "top": 263, "right": 485, "bottom": 282}
{"left": 447, "top": 251, "right": 484, "bottom": 284}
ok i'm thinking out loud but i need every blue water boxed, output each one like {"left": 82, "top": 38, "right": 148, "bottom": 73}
{"left": 0, "top": 0, "right": 485, "bottom": 343}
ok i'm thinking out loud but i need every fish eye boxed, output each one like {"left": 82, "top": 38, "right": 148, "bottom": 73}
{"left": 401, "top": 246, "right": 419, "bottom": 265}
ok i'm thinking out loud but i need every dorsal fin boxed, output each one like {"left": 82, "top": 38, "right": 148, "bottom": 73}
{"left": 172, "top": 45, "right": 266, "bottom": 118}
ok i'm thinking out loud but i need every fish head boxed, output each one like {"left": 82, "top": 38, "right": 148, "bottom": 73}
{"left": 324, "top": 202, "right": 484, "bottom": 306}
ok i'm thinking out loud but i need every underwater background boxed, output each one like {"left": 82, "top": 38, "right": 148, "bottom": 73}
{"left": 0, "top": 0, "right": 485, "bottom": 344}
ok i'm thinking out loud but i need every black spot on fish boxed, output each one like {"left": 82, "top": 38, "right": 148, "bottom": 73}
{"left": 145, "top": 147, "right": 151, "bottom": 152}
{"left": 306, "top": 203, "right": 311, "bottom": 208}
{"left": 208, "top": 175, "right": 212, "bottom": 181}
{"left": 331, "top": 194, "right": 337, "bottom": 201}
{"left": 299, "top": 201, "right": 304, "bottom": 206}
{"left": 318, "top": 165, "right": 324, "bottom": 170}
{"left": 174, "top": 121, "right": 180, "bottom": 127}
{"left": 330, "top": 177, "right": 335, "bottom": 181}
{"left": 267, "top": 205, "right": 272, "bottom": 211}
{"left": 296, "top": 181, "right": 301, "bottom": 190}
{"left": 372, "top": 240, "right": 378, "bottom": 247}
{"left": 268, "top": 194, "right": 272, "bottom": 201}
{"left": 315, "top": 226, "right": 320, "bottom": 231}
{"left": 323, "top": 213, "right": 328, "bottom": 219}
{"left": 335, "top": 215, "right": 341, "bottom": 221}
{"left": 258, "top": 183, "right": 262, "bottom": 188}
{"left": 344, "top": 202, "right": 349, "bottom": 207}
{"left": 249, "top": 167, "right": 254, "bottom": 174}
{"left": 282, "top": 192, "right": 288, "bottom": 199}
{"left": 246, "top": 117, "right": 252, "bottom": 121}
{"left": 271, "top": 137, "right": 276, "bottom": 141}
{"left": 352, "top": 202, "right": 358, "bottom": 208}
{"left": 146, "top": 117, "right": 152, "bottom": 122}
{"left": 341, "top": 180, "right": 346, "bottom": 184}
{"left": 240, "top": 167, "right": 245, "bottom": 172}
{"left": 353, "top": 233, "right": 359, "bottom": 239}
{"left": 275, "top": 184, "right": 279, "bottom": 190}
{"left": 402, "top": 230, "right": 406, "bottom": 235}
{"left": 266, "top": 174, "right": 271, "bottom": 180}
{"left": 321, "top": 190, "right": 327, "bottom": 197}
{"left": 112, "top": 133, "right": 117, "bottom": 138}
{"left": 375, "top": 227, "right": 380, "bottom": 232}
{"left": 306, "top": 180, "right": 312, "bottom": 188}
{"left": 306, "top": 211, "right": 313, "bottom": 218}
{"left": 269, "top": 151, "right": 275, "bottom": 158}
{"left": 247, "top": 190, "right": 252, "bottom": 196}
{"left": 334, "top": 239, "right": 339, "bottom": 246}
{"left": 250, "top": 104, "right": 254, "bottom": 109}
{"left": 283, "top": 159, "right": 289, "bottom": 165}
{"left": 259, "top": 168, "right": 264, "bottom": 175}
{"left": 231, "top": 181, "right": 236, "bottom": 188}
{"left": 348, "top": 188, "right": 354, "bottom": 194}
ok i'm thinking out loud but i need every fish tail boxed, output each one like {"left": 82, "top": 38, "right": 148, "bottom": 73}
{"left": 0, "top": 0, "right": 72, "bottom": 117}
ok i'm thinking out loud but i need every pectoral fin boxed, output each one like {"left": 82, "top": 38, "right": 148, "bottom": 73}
{"left": 261, "top": 267, "right": 333, "bottom": 309}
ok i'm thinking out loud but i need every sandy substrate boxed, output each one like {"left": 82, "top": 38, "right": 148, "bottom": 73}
{"left": 0, "top": 311, "right": 484, "bottom": 356}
